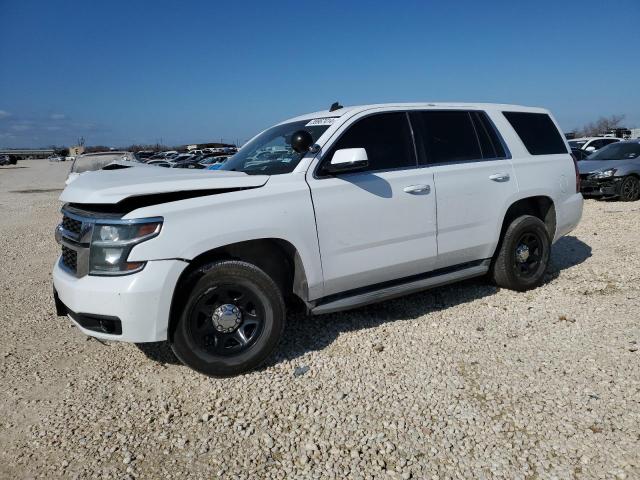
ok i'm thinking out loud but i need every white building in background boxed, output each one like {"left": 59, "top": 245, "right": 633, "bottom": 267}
{"left": 630, "top": 128, "right": 640, "bottom": 139}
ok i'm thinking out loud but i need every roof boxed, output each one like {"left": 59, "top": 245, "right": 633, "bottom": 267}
{"left": 570, "top": 137, "right": 620, "bottom": 141}
{"left": 282, "top": 102, "right": 550, "bottom": 123}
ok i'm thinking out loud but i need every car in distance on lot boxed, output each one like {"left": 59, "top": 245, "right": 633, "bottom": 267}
{"left": 569, "top": 136, "right": 621, "bottom": 154}
{"left": 578, "top": 140, "right": 640, "bottom": 201}
{"left": 146, "top": 159, "right": 173, "bottom": 168}
{"left": 53, "top": 102, "right": 583, "bottom": 377}
{"left": 0, "top": 154, "right": 17, "bottom": 165}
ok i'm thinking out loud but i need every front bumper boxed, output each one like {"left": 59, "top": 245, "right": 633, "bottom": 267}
{"left": 580, "top": 176, "right": 623, "bottom": 197}
{"left": 53, "top": 258, "right": 188, "bottom": 342}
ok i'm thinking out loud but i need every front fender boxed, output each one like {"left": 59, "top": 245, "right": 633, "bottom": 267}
{"left": 125, "top": 174, "right": 325, "bottom": 299}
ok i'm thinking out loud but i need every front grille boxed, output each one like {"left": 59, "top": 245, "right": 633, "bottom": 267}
{"left": 62, "top": 215, "right": 82, "bottom": 235}
{"left": 61, "top": 245, "right": 78, "bottom": 273}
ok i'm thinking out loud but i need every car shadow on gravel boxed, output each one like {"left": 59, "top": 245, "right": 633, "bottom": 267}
{"left": 268, "top": 235, "right": 592, "bottom": 367}
{"left": 136, "top": 236, "right": 592, "bottom": 369}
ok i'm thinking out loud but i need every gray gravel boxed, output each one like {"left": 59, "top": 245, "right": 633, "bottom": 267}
{"left": 1, "top": 159, "right": 639, "bottom": 479}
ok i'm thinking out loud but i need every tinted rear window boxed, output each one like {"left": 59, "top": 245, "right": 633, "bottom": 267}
{"left": 410, "top": 111, "right": 481, "bottom": 164}
{"left": 472, "top": 111, "right": 506, "bottom": 159}
{"left": 503, "top": 112, "right": 567, "bottom": 155}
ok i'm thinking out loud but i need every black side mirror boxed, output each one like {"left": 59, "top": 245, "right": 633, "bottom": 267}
{"left": 290, "top": 130, "right": 313, "bottom": 153}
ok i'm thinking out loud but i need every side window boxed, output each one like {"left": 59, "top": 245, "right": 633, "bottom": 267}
{"left": 472, "top": 111, "right": 507, "bottom": 159}
{"left": 322, "top": 112, "right": 416, "bottom": 174}
{"left": 503, "top": 112, "right": 568, "bottom": 155}
{"left": 603, "top": 139, "right": 619, "bottom": 146}
{"left": 410, "top": 111, "right": 481, "bottom": 164}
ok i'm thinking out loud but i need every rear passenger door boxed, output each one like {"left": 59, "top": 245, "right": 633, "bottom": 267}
{"left": 409, "top": 110, "right": 518, "bottom": 268}
{"left": 307, "top": 111, "right": 438, "bottom": 297}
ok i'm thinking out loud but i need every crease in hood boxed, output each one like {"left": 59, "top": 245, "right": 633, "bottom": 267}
{"left": 59, "top": 164, "right": 269, "bottom": 204}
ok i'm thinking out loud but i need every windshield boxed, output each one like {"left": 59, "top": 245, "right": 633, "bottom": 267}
{"left": 568, "top": 140, "right": 587, "bottom": 149}
{"left": 220, "top": 120, "right": 331, "bottom": 175}
{"left": 588, "top": 142, "right": 640, "bottom": 160}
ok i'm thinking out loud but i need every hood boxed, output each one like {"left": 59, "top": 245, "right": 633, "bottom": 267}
{"left": 59, "top": 164, "right": 269, "bottom": 204}
{"left": 578, "top": 159, "right": 631, "bottom": 174}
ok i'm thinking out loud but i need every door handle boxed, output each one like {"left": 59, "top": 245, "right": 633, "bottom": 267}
{"left": 489, "top": 173, "right": 510, "bottom": 182}
{"left": 403, "top": 184, "right": 431, "bottom": 194}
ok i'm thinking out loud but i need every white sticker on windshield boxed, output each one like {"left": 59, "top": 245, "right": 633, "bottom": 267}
{"left": 305, "top": 118, "right": 337, "bottom": 127}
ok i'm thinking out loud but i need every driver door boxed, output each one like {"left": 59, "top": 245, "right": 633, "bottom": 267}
{"left": 306, "top": 111, "right": 438, "bottom": 297}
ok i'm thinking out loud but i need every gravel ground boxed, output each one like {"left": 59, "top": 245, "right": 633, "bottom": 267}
{"left": 1, "top": 159, "right": 639, "bottom": 479}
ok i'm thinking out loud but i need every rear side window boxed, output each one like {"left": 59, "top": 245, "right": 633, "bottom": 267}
{"left": 503, "top": 112, "right": 568, "bottom": 155}
{"left": 471, "top": 111, "right": 506, "bottom": 159}
{"left": 410, "top": 111, "right": 481, "bottom": 164}
{"left": 322, "top": 112, "right": 416, "bottom": 173}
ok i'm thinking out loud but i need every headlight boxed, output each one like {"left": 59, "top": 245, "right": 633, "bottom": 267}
{"left": 592, "top": 168, "right": 617, "bottom": 179}
{"left": 89, "top": 220, "right": 162, "bottom": 275}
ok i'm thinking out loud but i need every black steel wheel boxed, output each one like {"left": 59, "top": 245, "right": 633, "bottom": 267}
{"left": 171, "top": 260, "right": 285, "bottom": 377}
{"left": 490, "top": 215, "right": 550, "bottom": 291}
{"left": 619, "top": 176, "right": 640, "bottom": 202}
{"left": 188, "top": 283, "right": 265, "bottom": 357}
{"left": 512, "top": 232, "right": 543, "bottom": 279}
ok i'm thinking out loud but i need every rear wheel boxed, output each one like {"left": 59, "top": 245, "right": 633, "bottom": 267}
{"left": 619, "top": 176, "right": 640, "bottom": 202}
{"left": 490, "top": 215, "right": 550, "bottom": 291}
{"left": 171, "top": 260, "right": 285, "bottom": 377}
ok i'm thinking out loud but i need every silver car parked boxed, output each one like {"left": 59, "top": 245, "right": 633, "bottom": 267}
{"left": 578, "top": 140, "right": 640, "bottom": 201}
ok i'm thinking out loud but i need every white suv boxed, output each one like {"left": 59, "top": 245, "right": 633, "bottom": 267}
{"left": 53, "top": 103, "right": 583, "bottom": 376}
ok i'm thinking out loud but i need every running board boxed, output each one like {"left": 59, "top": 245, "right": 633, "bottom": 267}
{"left": 311, "top": 260, "right": 491, "bottom": 315}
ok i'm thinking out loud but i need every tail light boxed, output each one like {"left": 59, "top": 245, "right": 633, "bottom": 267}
{"left": 570, "top": 152, "right": 580, "bottom": 193}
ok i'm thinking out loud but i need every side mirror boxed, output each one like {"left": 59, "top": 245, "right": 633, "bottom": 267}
{"left": 325, "top": 148, "right": 369, "bottom": 174}
{"left": 585, "top": 146, "right": 596, "bottom": 152}
{"left": 290, "top": 130, "right": 314, "bottom": 153}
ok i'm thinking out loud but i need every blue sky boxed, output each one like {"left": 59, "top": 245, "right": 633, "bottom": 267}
{"left": 0, "top": 0, "right": 638, "bottom": 148}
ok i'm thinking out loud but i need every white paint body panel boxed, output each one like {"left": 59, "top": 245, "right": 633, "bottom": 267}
{"left": 53, "top": 102, "right": 583, "bottom": 343}
{"left": 60, "top": 165, "right": 268, "bottom": 204}
{"left": 127, "top": 173, "right": 325, "bottom": 300}
{"left": 53, "top": 258, "right": 187, "bottom": 342}
{"left": 307, "top": 167, "right": 437, "bottom": 296}
{"left": 430, "top": 159, "right": 518, "bottom": 268}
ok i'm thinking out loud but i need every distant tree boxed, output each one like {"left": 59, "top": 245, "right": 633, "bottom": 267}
{"left": 576, "top": 114, "right": 625, "bottom": 137}
{"left": 54, "top": 146, "right": 69, "bottom": 156}
{"left": 125, "top": 144, "right": 168, "bottom": 153}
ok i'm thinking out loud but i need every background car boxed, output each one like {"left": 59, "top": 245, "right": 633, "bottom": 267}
{"left": 0, "top": 154, "right": 17, "bottom": 166}
{"left": 569, "top": 137, "right": 621, "bottom": 154}
{"left": 199, "top": 155, "right": 230, "bottom": 167}
{"left": 571, "top": 148, "right": 591, "bottom": 161}
{"left": 173, "top": 157, "right": 206, "bottom": 169}
{"left": 146, "top": 159, "right": 173, "bottom": 168}
{"left": 578, "top": 140, "right": 640, "bottom": 201}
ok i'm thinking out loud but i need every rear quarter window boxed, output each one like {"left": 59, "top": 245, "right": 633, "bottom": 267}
{"left": 503, "top": 112, "right": 568, "bottom": 155}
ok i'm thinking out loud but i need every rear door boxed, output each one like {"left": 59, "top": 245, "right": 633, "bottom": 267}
{"left": 409, "top": 110, "right": 518, "bottom": 268}
{"left": 307, "top": 111, "right": 438, "bottom": 297}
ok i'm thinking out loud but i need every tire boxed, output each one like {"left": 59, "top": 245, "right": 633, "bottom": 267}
{"left": 619, "top": 176, "right": 640, "bottom": 202}
{"left": 171, "top": 260, "right": 286, "bottom": 377}
{"left": 490, "top": 215, "right": 550, "bottom": 292}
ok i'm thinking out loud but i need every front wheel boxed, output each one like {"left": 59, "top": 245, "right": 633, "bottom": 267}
{"left": 490, "top": 215, "right": 551, "bottom": 291}
{"left": 171, "top": 260, "right": 286, "bottom": 377}
{"left": 619, "top": 176, "right": 640, "bottom": 202}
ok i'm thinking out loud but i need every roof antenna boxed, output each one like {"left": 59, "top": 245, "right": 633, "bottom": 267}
{"left": 329, "top": 101, "right": 343, "bottom": 112}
